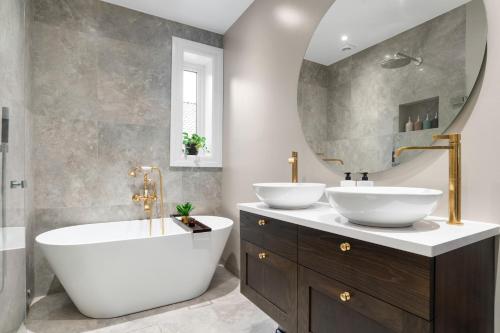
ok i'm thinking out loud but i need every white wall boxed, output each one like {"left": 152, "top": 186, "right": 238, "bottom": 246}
{"left": 222, "top": 0, "right": 499, "bottom": 329}
{"left": 466, "top": 0, "right": 487, "bottom": 93}
{"left": 221, "top": 0, "right": 335, "bottom": 273}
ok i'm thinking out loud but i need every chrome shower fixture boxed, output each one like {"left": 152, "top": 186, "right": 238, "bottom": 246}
{"left": 381, "top": 52, "right": 423, "bottom": 69}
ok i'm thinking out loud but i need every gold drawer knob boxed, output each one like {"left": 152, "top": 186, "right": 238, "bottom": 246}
{"left": 258, "top": 219, "right": 267, "bottom": 226}
{"left": 258, "top": 252, "right": 267, "bottom": 260}
{"left": 340, "top": 242, "right": 351, "bottom": 252}
{"left": 339, "top": 291, "right": 351, "bottom": 302}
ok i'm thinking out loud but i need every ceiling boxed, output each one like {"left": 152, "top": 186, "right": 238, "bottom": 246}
{"left": 305, "top": 0, "right": 471, "bottom": 66}
{"left": 101, "top": 0, "right": 254, "bottom": 34}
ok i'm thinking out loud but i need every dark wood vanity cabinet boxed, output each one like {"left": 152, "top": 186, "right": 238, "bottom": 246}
{"left": 240, "top": 212, "right": 298, "bottom": 333}
{"left": 240, "top": 211, "right": 298, "bottom": 261}
{"left": 298, "top": 266, "right": 431, "bottom": 333}
{"left": 241, "top": 241, "right": 298, "bottom": 333}
{"left": 298, "top": 227, "right": 433, "bottom": 320}
{"left": 239, "top": 211, "right": 495, "bottom": 333}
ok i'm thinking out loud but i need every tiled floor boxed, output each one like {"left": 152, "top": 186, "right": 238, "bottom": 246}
{"left": 24, "top": 266, "right": 277, "bottom": 333}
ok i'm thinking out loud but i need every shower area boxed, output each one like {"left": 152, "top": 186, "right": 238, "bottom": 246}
{"left": 0, "top": 0, "right": 33, "bottom": 332}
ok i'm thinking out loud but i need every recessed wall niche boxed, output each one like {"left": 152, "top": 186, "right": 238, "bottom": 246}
{"left": 399, "top": 97, "right": 439, "bottom": 133}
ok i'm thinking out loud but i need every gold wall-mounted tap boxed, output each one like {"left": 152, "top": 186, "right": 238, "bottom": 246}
{"left": 322, "top": 158, "right": 344, "bottom": 165}
{"left": 288, "top": 151, "right": 298, "bottom": 183}
{"left": 395, "top": 133, "right": 462, "bottom": 225}
{"left": 129, "top": 166, "right": 166, "bottom": 235}
{"left": 131, "top": 173, "right": 157, "bottom": 212}
{"left": 316, "top": 152, "right": 344, "bottom": 165}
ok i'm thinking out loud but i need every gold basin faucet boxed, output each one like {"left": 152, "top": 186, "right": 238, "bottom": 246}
{"left": 395, "top": 133, "right": 461, "bottom": 225}
{"left": 288, "top": 151, "right": 298, "bottom": 183}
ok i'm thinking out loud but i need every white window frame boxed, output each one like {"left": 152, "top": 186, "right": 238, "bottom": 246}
{"left": 171, "top": 37, "right": 223, "bottom": 168}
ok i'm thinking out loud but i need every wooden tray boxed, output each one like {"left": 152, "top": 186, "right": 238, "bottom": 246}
{"left": 170, "top": 214, "right": 212, "bottom": 233}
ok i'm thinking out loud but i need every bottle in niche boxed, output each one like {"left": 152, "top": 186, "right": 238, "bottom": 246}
{"left": 405, "top": 116, "right": 414, "bottom": 132}
{"left": 423, "top": 113, "right": 432, "bottom": 129}
{"left": 414, "top": 115, "right": 423, "bottom": 131}
{"left": 431, "top": 113, "right": 439, "bottom": 128}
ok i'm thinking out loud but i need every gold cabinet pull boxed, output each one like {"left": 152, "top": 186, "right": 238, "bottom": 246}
{"left": 258, "top": 219, "right": 267, "bottom": 226}
{"left": 340, "top": 242, "right": 351, "bottom": 252}
{"left": 258, "top": 252, "right": 267, "bottom": 260}
{"left": 339, "top": 291, "right": 351, "bottom": 302}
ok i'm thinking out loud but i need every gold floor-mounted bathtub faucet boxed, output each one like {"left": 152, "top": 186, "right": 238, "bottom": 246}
{"left": 395, "top": 133, "right": 462, "bottom": 225}
{"left": 128, "top": 166, "right": 166, "bottom": 235}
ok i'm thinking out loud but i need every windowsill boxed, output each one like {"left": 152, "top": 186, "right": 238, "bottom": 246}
{"left": 171, "top": 154, "right": 222, "bottom": 168}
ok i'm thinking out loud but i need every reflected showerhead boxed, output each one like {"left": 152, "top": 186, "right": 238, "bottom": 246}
{"left": 381, "top": 56, "right": 411, "bottom": 69}
{"left": 381, "top": 52, "right": 423, "bottom": 69}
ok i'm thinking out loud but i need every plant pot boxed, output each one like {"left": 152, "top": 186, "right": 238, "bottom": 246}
{"left": 185, "top": 143, "right": 199, "bottom": 156}
{"left": 181, "top": 216, "right": 190, "bottom": 225}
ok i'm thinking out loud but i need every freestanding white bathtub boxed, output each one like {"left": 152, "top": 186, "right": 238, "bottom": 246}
{"left": 35, "top": 216, "right": 233, "bottom": 318}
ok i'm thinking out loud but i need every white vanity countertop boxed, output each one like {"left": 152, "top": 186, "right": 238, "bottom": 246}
{"left": 237, "top": 202, "right": 500, "bottom": 257}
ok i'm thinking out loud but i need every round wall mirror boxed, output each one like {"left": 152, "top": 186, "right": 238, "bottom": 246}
{"left": 298, "top": 0, "right": 487, "bottom": 174}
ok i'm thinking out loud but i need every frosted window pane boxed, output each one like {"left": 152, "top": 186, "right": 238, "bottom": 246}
{"left": 183, "top": 70, "right": 197, "bottom": 135}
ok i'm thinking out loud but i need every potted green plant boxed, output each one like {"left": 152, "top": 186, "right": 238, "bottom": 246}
{"left": 176, "top": 202, "right": 194, "bottom": 225}
{"left": 183, "top": 132, "right": 207, "bottom": 156}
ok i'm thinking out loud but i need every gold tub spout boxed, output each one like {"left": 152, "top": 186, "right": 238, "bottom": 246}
{"left": 395, "top": 133, "right": 462, "bottom": 225}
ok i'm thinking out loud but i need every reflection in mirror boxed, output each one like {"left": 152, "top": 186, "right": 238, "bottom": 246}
{"left": 298, "top": 0, "right": 487, "bottom": 174}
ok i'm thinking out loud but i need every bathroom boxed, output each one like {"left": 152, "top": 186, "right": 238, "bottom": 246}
{"left": 0, "top": 0, "right": 498, "bottom": 332}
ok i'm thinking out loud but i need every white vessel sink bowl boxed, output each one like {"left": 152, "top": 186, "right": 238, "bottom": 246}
{"left": 253, "top": 183, "right": 326, "bottom": 209}
{"left": 325, "top": 187, "right": 443, "bottom": 227}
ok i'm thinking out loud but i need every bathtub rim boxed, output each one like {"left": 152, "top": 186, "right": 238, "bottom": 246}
{"left": 35, "top": 216, "right": 233, "bottom": 247}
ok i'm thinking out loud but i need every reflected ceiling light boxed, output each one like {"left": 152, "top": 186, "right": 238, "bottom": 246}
{"left": 341, "top": 43, "right": 356, "bottom": 52}
{"left": 274, "top": 5, "right": 304, "bottom": 28}
{"left": 341, "top": 35, "right": 349, "bottom": 41}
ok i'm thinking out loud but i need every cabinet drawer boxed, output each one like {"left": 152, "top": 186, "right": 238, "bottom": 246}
{"left": 298, "top": 266, "right": 432, "bottom": 333}
{"left": 241, "top": 241, "right": 297, "bottom": 333}
{"left": 299, "top": 227, "right": 433, "bottom": 320}
{"left": 240, "top": 211, "right": 297, "bottom": 261}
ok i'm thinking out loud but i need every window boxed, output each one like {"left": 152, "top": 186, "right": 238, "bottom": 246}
{"left": 171, "top": 37, "right": 223, "bottom": 167}
{"left": 181, "top": 63, "right": 206, "bottom": 138}
{"left": 182, "top": 70, "right": 199, "bottom": 136}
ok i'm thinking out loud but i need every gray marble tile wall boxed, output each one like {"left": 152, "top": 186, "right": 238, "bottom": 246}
{"left": 31, "top": 0, "right": 223, "bottom": 297}
{"left": 0, "top": 0, "right": 29, "bottom": 228}
{"left": 25, "top": 0, "right": 35, "bottom": 309}
{"left": 299, "top": 6, "right": 467, "bottom": 173}
{"left": 297, "top": 60, "right": 329, "bottom": 155}
{"left": 0, "top": 0, "right": 31, "bottom": 330}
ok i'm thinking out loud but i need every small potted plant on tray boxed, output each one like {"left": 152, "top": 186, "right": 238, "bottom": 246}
{"left": 176, "top": 202, "right": 194, "bottom": 225}
{"left": 183, "top": 132, "right": 207, "bottom": 156}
